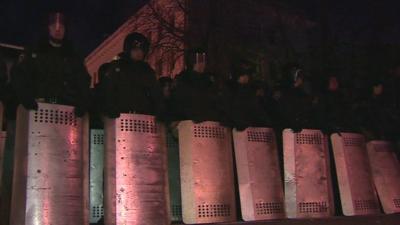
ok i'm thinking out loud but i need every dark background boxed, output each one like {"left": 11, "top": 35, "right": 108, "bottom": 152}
{"left": 0, "top": 0, "right": 147, "bottom": 55}
{"left": 0, "top": 0, "right": 400, "bottom": 79}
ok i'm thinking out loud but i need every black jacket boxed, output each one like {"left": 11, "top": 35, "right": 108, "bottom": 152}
{"left": 357, "top": 94, "right": 400, "bottom": 140}
{"left": 318, "top": 89, "right": 357, "bottom": 132}
{"left": 169, "top": 70, "right": 225, "bottom": 122}
{"left": 279, "top": 86, "right": 319, "bottom": 129}
{"left": 0, "top": 58, "right": 7, "bottom": 102}
{"left": 103, "top": 54, "right": 163, "bottom": 117}
{"left": 13, "top": 40, "right": 90, "bottom": 109}
{"left": 224, "top": 81, "right": 272, "bottom": 130}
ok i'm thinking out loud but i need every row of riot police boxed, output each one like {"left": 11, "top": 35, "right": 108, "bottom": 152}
{"left": 0, "top": 11, "right": 399, "bottom": 225}
{"left": 154, "top": 59, "right": 400, "bottom": 144}
{"left": 1, "top": 13, "right": 398, "bottom": 143}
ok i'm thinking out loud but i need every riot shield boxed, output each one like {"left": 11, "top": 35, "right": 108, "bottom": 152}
{"left": 166, "top": 130, "right": 182, "bottom": 221}
{"left": 367, "top": 141, "right": 400, "bottom": 214}
{"left": 90, "top": 129, "right": 105, "bottom": 223}
{"left": 178, "top": 120, "right": 236, "bottom": 224}
{"left": 10, "top": 103, "right": 88, "bottom": 225}
{"left": 0, "top": 131, "right": 6, "bottom": 190}
{"left": 331, "top": 133, "right": 380, "bottom": 216}
{"left": 283, "top": 129, "right": 334, "bottom": 218}
{"left": 233, "top": 127, "right": 285, "bottom": 221}
{"left": 104, "top": 114, "right": 169, "bottom": 225}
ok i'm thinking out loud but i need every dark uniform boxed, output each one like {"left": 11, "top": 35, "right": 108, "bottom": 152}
{"left": 0, "top": 57, "right": 6, "bottom": 103}
{"left": 13, "top": 40, "right": 91, "bottom": 115}
{"left": 103, "top": 33, "right": 163, "bottom": 118}
{"left": 158, "top": 76, "right": 176, "bottom": 122}
{"left": 317, "top": 76, "right": 357, "bottom": 133}
{"left": 0, "top": 57, "right": 6, "bottom": 130}
{"left": 357, "top": 81, "right": 400, "bottom": 141}
{"left": 278, "top": 68, "right": 319, "bottom": 131}
{"left": 225, "top": 82, "right": 272, "bottom": 130}
{"left": 224, "top": 61, "right": 272, "bottom": 130}
{"left": 170, "top": 70, "right": 224, "bottom": 123}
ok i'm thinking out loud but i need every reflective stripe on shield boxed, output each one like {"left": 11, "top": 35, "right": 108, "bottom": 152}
{"left": 283, "top": 129, "right": 334, "bottom": 218}
{"left": 233, "top": 127, "right": 285, "bottom": 221}
{"left": 10, "top": 103, "right": 87, "bottom": 225}
{"left": 90, "top": 129, "right": 105, "bottom": 223}
{"left": 166, "top": 130, "right": 182, "bottom": 221}
{"left": 178, "top": 121, "right": 236, "bottom": 224}
{"left": 367, "top": 141, "right": 400, "bottom": 214}
{"left": 331, "top": 133, "right": 380, "bottom": 216}
{"left": 104, "top": 114, "right": 169, "bottom": 225}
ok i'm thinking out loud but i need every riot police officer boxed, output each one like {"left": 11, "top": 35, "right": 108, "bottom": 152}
{"left": 224, "top": 60, "right": 272, "bottom": 130}
{"left": 170, "top": 48, "right": 225, "bottom": 123}
{"left": 318, "top": 74, "right": 357, "bottom": 133}
{"left": 278, "top": 65, "right": 318, "bottom": 131}
{"left": 103, "top": 32, "right": 163, "bottom": 118}
{"left": 13, "top": 12, "right": 90, "bottom": 115}
{"left": 357, "top": 79, "right": 400, "bottom": 141}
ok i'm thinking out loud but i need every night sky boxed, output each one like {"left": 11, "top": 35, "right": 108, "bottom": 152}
{"left": 1, "top": 0, "right": 400, "bottom": 57}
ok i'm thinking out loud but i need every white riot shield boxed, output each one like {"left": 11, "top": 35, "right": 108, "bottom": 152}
{"left": 90, "top": 129, "right": 105, "bottom": 223}
{"left": 367, "top": 141, "right": 400, "bottom": 214}
{"left": 0, "top": 131, "right": 6, "bottom": 190}
{"left": 10, "top": 103, "right": 88, "bottom": 225}
{"left": 233, "top": 127, "right": 285, "bottom": 221}
{"left": 178, "top": 121, "right": 236, "bottom": 224}
{"left": 283, "top": 129, "right": 334, "bottom": 218}
{"left": 166, "top": 130, "right": 182, "bottom": 221}
{"left": 331, "top": 133, "right": 380, "bottom": 216}
{"left": 104, "top": 114, "right": 169, "bottom": 225}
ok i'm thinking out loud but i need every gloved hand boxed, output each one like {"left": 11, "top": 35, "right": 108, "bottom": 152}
{"left": 106, "top": 110, "right": 120, "bottom": 119}
{"left": 219, "top": 118, "right": 234, "bottom": 128}
{"left": 330, "top": 125, "right": 343, "bottom": 136}
{"left": 74, "top": 106, "right": 86, "bottom": 118}
{"left": 235, "top": 122, "right": 249, "bottom": 131}
{"left": 291, "top": 126, "right": 303, "bottom": 133}
{"left": 192, "top": 118, "right": 206, "bottom": 124}
{"left": 155, "top": 111, "right": 167, "bottom": 123}
{"left": 320, "top": 126, "right": 331, "bottom": 135}
{"left": 22, "top": 99, "right": 38, "bottom": 111}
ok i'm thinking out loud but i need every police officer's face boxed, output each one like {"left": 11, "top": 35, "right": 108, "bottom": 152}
{"left": 131, "top": 48, "right": 145, "bottom": 61}
{"left": 193, "top": 62, "right": 206, "bottom": 74}
{"left": 193, "top": 53, "right": 206, "bottom": 73}
{"left": 294, "top": 77, "right": 304, "bottom": 87}
{"left": 373, "top": 84, "right": 383, "bottom": 96}
{"left": 328, "top": 77, "right": 339, "bottom": 91}
{"left": 256, "top": 88, "right": 265, "bottom": 97}
{"left": 238, "top": 74, "right": 249, "bottom": 84}
{"left": 48, "top": 23, "right": 65, "bottom": 41}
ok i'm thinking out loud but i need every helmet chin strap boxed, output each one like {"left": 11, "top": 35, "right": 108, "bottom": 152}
{"left": 49, "top": 37, "right": 63, "bottom": 47}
